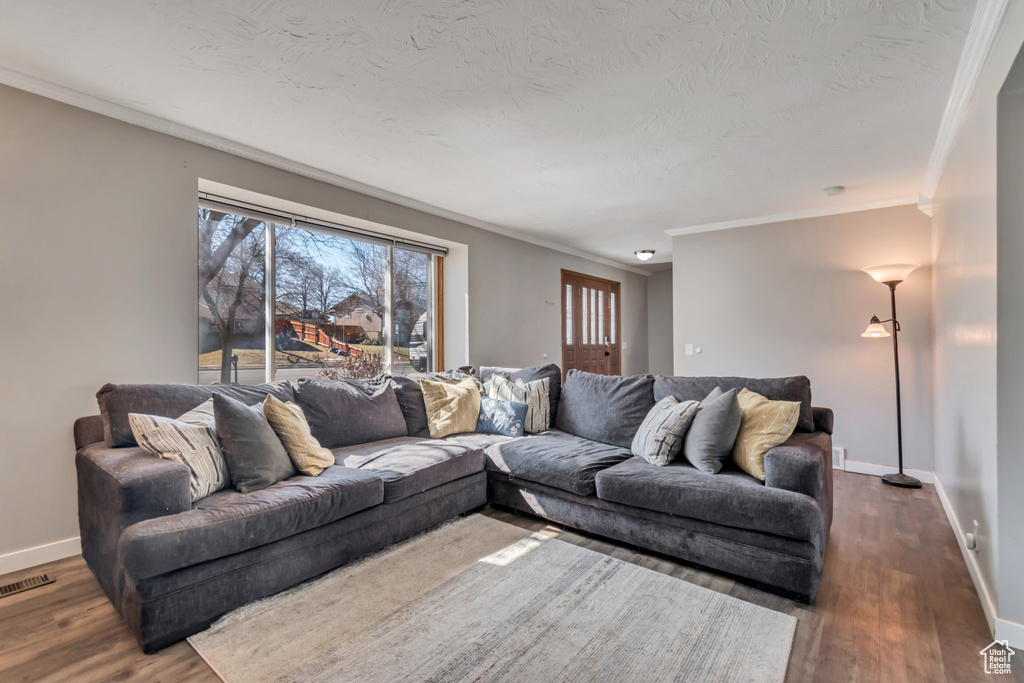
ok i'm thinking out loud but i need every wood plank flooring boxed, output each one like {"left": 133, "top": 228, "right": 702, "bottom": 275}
{"left": 0, "top": 470, "right": 1017, "bottom": 682}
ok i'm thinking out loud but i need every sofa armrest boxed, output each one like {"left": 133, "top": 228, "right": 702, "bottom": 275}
{"left": 812, "top": 407, "right": 833, "bottom": 435}
{"left": 76, "top": 443, "right": 190, "bottom": 598}
{"left": 763, "top": 431, "right": 833, "bottom": 536}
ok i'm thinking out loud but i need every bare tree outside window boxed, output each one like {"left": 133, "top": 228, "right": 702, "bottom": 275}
{"left": 198, "top": 209, "right": 266, "bottom": 385}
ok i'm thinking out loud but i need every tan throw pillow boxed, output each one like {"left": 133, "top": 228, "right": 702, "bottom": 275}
{"left": 421, "top": 378, "right": 481, "bottom": 439}
{"left": 732, "top": 389, "right": 801, "bottom": 481}
{"left": 262, "top": 394, "right": 334, "bottom": 476}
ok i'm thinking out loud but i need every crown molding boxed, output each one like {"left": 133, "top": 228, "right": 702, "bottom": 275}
{"left": 664, "top": 195, "right": 918, "bottom": 237}
{"left": 922, "top": 0, "right": 1011, "bottom": 198}
{"left": 917, "top": 193, "right": 934, "bottom": 217}
{"left": 0, "top": 66, "right": 650, "bottom": 277}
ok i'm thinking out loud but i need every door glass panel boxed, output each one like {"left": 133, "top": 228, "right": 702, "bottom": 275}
{"left": 274, "top": 225, "right": 386, "bottom": 381}
{"left": 392, "top": 248, "right": 431, "bottom": 376}
{"left": 598, "top": 290, "right": 604, "bottom": 343}
{"left": 610, "top": 292, "right": 616, "bottom": 344}
{"left": 590, "top": 289, "right": 597, "bottom": 344}
{"left": 199, "top": 209, "right": 267, "bottom": 385}
{"left": 565, "top": 283, "right": 573, "bottom": 345}
{"left": 581, "top": 287, "right": 589, "bottom": 344}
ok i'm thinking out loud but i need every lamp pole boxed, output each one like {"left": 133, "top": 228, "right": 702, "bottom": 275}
{"left": 881, "top": 281, "right": 920, "bottom": 489}
{"left": 885, "top": 282, "right": 917, "bottom": 487}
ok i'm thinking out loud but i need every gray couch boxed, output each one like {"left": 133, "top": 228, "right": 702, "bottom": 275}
{"left": 75, "top": 367, "right": 832, "bottom": 652}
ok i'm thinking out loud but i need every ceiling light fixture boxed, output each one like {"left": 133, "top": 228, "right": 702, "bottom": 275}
{"left": 634, "top": 250, "right": 655, "bottom": 262}
{"left": 824, "top": 185, "right": 846, "bottom": 196}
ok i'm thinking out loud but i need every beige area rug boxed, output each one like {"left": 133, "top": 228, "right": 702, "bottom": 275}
{"left": 189, "top": 515, "right": 796, "bottom": 683}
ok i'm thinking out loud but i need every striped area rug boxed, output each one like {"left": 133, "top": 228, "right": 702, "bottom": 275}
{"left": 189, "top": 515, "right": 795, "bottom": 682}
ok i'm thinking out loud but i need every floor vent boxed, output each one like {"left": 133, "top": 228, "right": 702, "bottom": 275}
{"left": 832, "top": 447, "right": 846, "bottom": 471}
{"left": 0, "top": 574, "right": 54, "bottom": 599}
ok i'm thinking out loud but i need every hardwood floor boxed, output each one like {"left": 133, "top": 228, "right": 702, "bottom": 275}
{"left": 0, "top": 470, "right": 1017, "bottom": 682}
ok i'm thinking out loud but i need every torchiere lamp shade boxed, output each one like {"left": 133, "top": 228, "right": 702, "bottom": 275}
{"left": 861, "top": 263, "right": 919, "bottom": 284}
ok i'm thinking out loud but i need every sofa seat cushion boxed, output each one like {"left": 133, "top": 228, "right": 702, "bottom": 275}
{"left": 484, "top": 430, "right": 631, "bottom": 496}
{"left": 441, "top": 433, "right": 515, "bottom": 450}
{"left": 118, "top": 466, "right": 384, "bottom": 581}
{"left": 594, "top": 457, "right": 822, "bottom": 540}
{"left": 333, "top": 437, "right": 484, "bottom": 503}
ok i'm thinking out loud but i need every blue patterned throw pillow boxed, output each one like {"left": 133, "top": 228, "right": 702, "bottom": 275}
{"left": 476, "top": 397, "right": 528, "bottom": 437}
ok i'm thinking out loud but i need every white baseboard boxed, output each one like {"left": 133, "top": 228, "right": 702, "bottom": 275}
{"left": 0, "top": 537, "right": 81, "bottom": 578}
{"left": 842, "top": 459, "right": 935, "bottom": 483}
{"left": 932, "top": 473, "right": 999, "bottom": 637}
{"left": 995, "top": 617, "right": 1024, "bottom": 650}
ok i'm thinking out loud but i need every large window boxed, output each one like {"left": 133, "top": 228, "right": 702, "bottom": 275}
{"left": 199, "top": 201, "right": 442, "bottom": 385}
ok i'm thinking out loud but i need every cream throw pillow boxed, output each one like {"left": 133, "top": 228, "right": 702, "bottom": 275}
{"left": 732, "top": 389, "right": 801, "bottom": 481}
{"left": 262, "top": 394, "right": 334, "bottom": 476}
{"left": 421, "top": 377, "right": 481, "bottom": 439}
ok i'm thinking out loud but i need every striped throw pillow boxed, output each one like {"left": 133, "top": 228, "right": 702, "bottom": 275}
{"left": 488, "top": 375, "right": 550, "bottom": 433}
{"left": 631, "top": 396, "right": 701, "bottom": 466}
{"left": 732, "top": 389, "right": 801, "bottom": 481}
{"left": 128, "top": 412, "right": 229, "bottom": 501}
{"left": 178, "top": 398, "right": 216, "bottom": 431}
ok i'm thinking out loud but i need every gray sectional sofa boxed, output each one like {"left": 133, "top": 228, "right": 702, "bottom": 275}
{"left": 75, "top": 366, "right": 833, "bottom": 652}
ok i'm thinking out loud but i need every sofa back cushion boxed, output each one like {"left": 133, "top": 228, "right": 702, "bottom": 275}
{"left": 389, "top": 371, "right": 476, "bottom": 438}
{"left": 554, "top": 370, "right": 655, "bottom": 449}
{"left": 97, "top": 381, "right": 296, "bottom": 447}
{"left": 295, "top": 378, "right": 407, "bottom": 449}
{"left": 479, "top": 363, "right": 561, "bottom": 420}
{"left": 654, "top": 375, "right": 814, "bottom": 433}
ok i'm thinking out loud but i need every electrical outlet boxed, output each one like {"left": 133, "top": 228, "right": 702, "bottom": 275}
{"left": 831, "top": 447, "right": 846, "bottom": 470}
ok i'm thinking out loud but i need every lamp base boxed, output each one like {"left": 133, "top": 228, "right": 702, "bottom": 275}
{"left": 882, "top": 472, "right": 922, "bottom": 489}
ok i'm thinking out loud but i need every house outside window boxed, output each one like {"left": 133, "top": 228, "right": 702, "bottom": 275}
{"left": 198, "top": 198, "right": 442, "bottom": 385}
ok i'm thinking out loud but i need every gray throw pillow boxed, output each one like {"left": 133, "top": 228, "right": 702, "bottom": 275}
{"left": 213, "top": 393, "right": 296, "bottom": 493}
{"left": 683, "top": 387, "right": 742, "bottom": 474}
{"left": 631, "top": 396, "right": 701, "bottom": 466}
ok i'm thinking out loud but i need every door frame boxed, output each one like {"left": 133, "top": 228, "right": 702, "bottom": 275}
{"left": 560, "top": 269, "right": 622, "bottom": 379}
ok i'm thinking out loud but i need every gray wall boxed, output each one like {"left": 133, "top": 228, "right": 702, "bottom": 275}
{"left": 932, "top": 0, "right": 1024, "bottom": 632}
{"left": 646, "top": 268, "right": 674, "bottom": 376}
{"left": 996, "top": 18, "right": 1024, "bottom": 630}
{"left": 0, "top": 84, "right": 648, "bottom": 560}
{"left": 672, "top": 205, "right": 934, "bottom": 470}
{"left": 998, "top": 72, "right": 1024, "bottom": 631}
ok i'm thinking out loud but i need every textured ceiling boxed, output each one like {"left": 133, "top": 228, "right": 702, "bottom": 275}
{"left": 0, "top": 0, "right": 975, "bottom": 265}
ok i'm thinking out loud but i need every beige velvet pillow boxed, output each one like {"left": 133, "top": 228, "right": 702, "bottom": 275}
{"left": 262, "top": 394, "right": 334, "bottom": 476}
{"left": 421, "top": 377, "right": 481, "bottom": 439}
{"left": 732, "top": 389, "right": 801, "bottom": 481}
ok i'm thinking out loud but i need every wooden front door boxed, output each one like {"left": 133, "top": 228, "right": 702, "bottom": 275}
{"left": 561, "top": 270, "right": 621, "bottom": 377}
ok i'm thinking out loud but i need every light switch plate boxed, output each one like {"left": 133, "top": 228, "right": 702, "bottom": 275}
{"left": 685, "top": 344, "right": 694, "bottom": 356}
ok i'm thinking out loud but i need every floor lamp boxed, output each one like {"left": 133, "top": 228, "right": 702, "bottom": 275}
{"left": 861, "top": 263, "right": 921, "bottom": 489}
